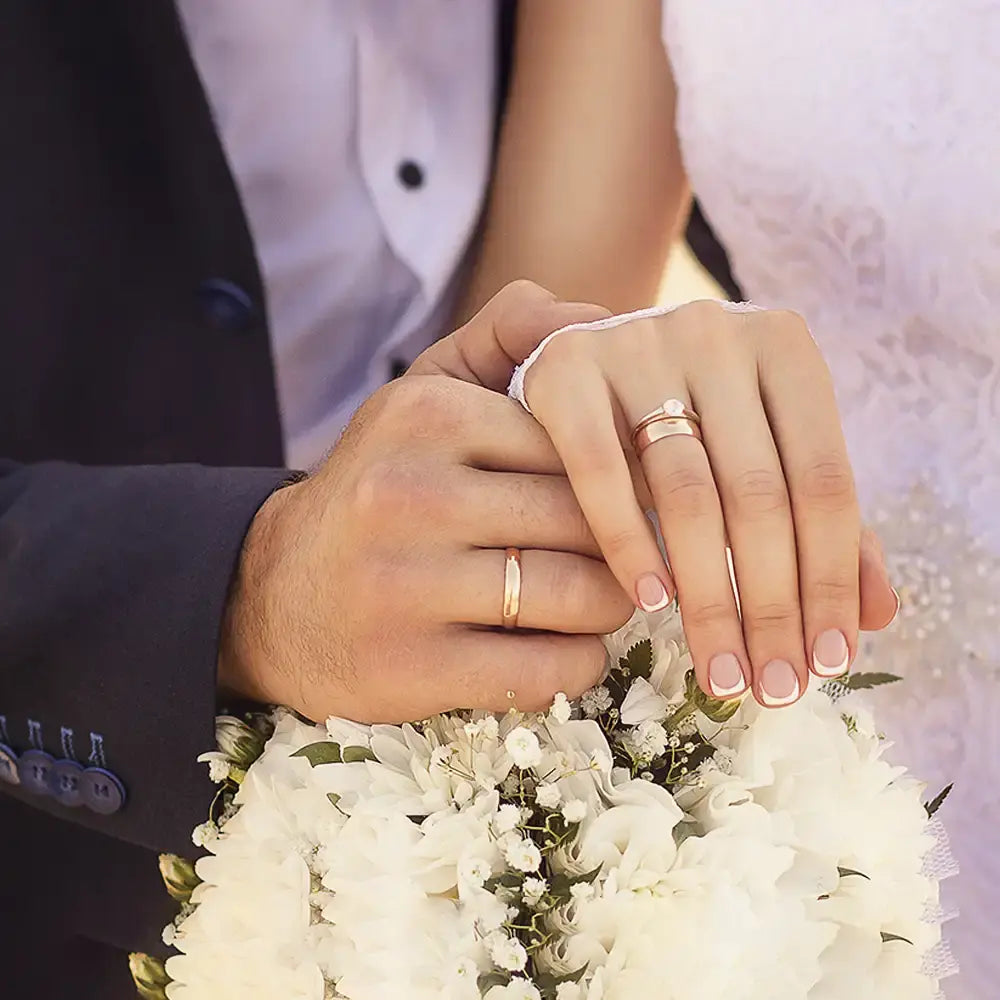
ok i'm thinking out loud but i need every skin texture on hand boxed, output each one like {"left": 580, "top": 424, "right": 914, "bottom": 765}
{"left": 217, "top": 287, "right": 631, "bottom": 723}
{"left": 219, "top": 282, "right": 897, "bottom": 722}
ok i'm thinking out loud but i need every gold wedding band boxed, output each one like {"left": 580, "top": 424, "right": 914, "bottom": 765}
{"left": 502, "top": 547, "right": 522, "bottom": 630}
{"left": 630, "top": 398, "right": 703, "bottom": 457}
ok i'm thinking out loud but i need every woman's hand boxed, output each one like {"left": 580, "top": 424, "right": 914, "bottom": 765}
{"left": 512, "top": 297, "right": 897, "bottom": 708}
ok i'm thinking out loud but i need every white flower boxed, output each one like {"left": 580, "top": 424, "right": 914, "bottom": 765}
{"left": 505, "top": 727, "right": 542, "bottom": 769}
{"left": 161, "top": 922, "right": 177, "bottom": 947}
{"left": 561, "top": 799, "right": 587, "bottom": 824}
{"left": 430, "top": 746, "right": 452, "bottom": 769}
{"left": 549, "top": 692, "right": 572, "bottom": 725}
{"left": 459, "top": 857, "right": 492, "bottom": 887}
{"left": 535, "top": 782, "right": 562, "bottom": 809}
{"left": 580, "top": 685, "right": 613, "bottom": 718}
{"left": 522, "top": 877, "right": 548, "bottom": 906}
{"left": 208, "top": 758, "right": 231, "bottom": 783}
{"left": 494, "top": 804, "right": 522, "bottom": 835}
{"left": 197, "top": 750, "right": 232, "bottom": 783}
{"left": 190, "top": 821, "right": 218, "bottom": 848}
{"left": 555, "top": 984, "right": 582, "bottom": 1000}
{"left": 504, "top": 837, "right": 542, "bottom": 872}
{"left": 484, "top": 980, "right": 542, "bottom": 1000}
{"left": 489, "top": 934, "right": 528, "bottom": 972}
{"left": 620, "top": 676, "right": 669, "bottom": 726}
{"left": 569, "top": 881, "right": 594, "bottom": 902}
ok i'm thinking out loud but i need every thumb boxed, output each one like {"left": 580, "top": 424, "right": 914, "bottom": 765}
{"left": 408, "top": 279, "right": 611, "bottom": 392}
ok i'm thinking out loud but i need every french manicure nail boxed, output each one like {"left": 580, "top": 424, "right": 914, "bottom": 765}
{"left": 759, "top": 659, "right": 800, "bottom": 707}
{"left": 887, "top": 587, "right": 901, "bottom": 628}
{"left": 708, "top": 652, "right": 746, "bottom": 698}
{"left": 812, "top": 629, "right": 850, "bottom": 677}
{"left": 636, "top": 573, "right": 671, "bottom": 613}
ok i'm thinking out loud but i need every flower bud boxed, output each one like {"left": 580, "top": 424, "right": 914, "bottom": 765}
{"left": 215, "top": 715, "right": 265, "bottom": 769}
{"left": 158, "top": 853, "right": 201, "bottom": 902}
{"left": 128, "top": 953, "right": 170, "bottom": 1000}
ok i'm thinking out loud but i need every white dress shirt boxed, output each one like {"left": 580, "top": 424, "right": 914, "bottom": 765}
{"left": 176, "top": 1, "right": 497, "bottom": 468}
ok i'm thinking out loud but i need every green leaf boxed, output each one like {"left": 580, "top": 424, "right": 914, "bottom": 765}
{"left": 841, "top": 672, "right": 902, "bottom": 691}
{"left": 341, "top": 745, "right": 377, "bottom": 764}
{"left": 570, "top": 865, "right": 603, "bottom": 885}
{"left": 622, "top": 638, "right": 654, "bottom": 680}
{"left": 477, "top": 971, "right": 509, "bottom": 992}
{"left": 881, "top": 931, "right": 914, "bottom": 946}
{"left": 924, "top": 783, "right": 953, "bottom": 818}
{"left": 837, "top": 867, "right": 871, "bottom": 880}
{"left": 291, "top": 741, "right": 342, "bottom": 766}
{"left": 686, "top": 670, "right": 743, "bottom": 723}
{"left": 326, "top": 793, "right": 342, "bottom": 808}
{"left": 484, "top": 872, "right": 523, "bottom": 892}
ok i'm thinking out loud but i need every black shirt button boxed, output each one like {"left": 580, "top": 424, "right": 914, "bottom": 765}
{"left": 197, "top": 279, "right": 255, "bottom": 332}
{"left": 397, "top": 160, "right": 425, "bottom": 190}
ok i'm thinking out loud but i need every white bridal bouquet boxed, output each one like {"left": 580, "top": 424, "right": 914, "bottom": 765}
{"left": 132, "top": 609, "right": 955, "bottom": 1000}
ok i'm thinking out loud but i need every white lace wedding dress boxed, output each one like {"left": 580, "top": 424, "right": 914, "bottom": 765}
{"left": 662, "top": 3, "right": 1000, "bottom": 996}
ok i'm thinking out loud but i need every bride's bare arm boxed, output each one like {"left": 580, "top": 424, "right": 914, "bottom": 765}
{"left": 459, "top": 0, "right": 687, "bottom": 318}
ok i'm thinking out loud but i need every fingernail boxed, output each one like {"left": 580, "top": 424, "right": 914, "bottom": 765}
{"left": 887, "top": 587, "right": 901, "bottom": 628}
{"left": 811, "top": 629, "right": 850, "bottom": 677}
{"left": 759, "top": 659, "right": 800, "bottom": 707}
{"left": 636, "top": 573, "right": 671, "bottom": 613}
{"left": 708, "top": 653, "right": 746, "bottom": 698}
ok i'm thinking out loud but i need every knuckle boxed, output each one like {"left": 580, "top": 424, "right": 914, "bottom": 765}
{"left": 536, "top": 328, "right": 593, "bottom": 370}
{"left": 499, "top": 277, "right": 553, "bottom": 306}
{"left": 726, "top": 467, "right": 791, "bottom": 519}
{"left": 381, "top": 376, "right": 461, "bottom": 436}
{"left": 681, "top": 600, "right": 734, "bottom": 633}
{"left": 744, "top": 601, "right": 801, "bottom": 637}
{"left": 598, "top": 524, "right": 648, "bottom": 562}
{"left": 797, "top": 455, "right": 857, "bottom": 512}
{"left": 805, "top": 574, "right": 857, "bottom": 610}
{"left": 654, "top": 463, "right": 717, "bottom": 519}
{"left": 352, "top": 459, "right": 439, "bottom": 522}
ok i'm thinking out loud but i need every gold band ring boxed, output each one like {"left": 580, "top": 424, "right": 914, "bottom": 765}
{"left": 630, "top": 398, "right": 703, "bottom": 457}
{"left": 632, "top": 417, "right": 703, "bottom": 456}
{"left": 502, "top": 547, "right": 522, "bottom": 630}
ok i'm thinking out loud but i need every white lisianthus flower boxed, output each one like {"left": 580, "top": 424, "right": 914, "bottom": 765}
{"left": 619, "top": 676, "right": 669, "bottom": 726}
{"left": 504, "top": 837, "right": 542, "bottom": 873}
{"left": 505, "top": 727, "right": 542, "bottom": 768}
{"left": 165, "top": 607, "right": 952, "bottom": 1000}
{"left": 161, "top": 922, "right": 177, "bottom": 947}
{"left": 549, "top": 692, "right": 572, "bottom": 725}
{"left": 522, "top": 877, "right": 548, "bottom": 907}
{"left": 535, "top": 782, "right": 562, "bottom": 809}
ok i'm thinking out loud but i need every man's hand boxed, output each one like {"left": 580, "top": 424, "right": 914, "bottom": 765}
{"left": 218, "top": 286, "right": 630, "bottom": 723}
